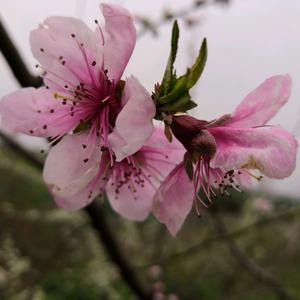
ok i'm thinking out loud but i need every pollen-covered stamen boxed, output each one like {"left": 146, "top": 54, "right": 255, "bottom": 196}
{"left": 192, "top": 158, "right": 249, "bottom": 214}
{"left": 109, "top": 153, "right": 165, "bottom": 201}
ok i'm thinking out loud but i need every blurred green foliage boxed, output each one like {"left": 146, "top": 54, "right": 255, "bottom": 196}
{"left": 0, "top": 144, "right": 300, "bottom": 300}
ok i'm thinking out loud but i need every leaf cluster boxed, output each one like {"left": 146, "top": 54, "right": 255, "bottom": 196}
{"left": 153, "top": 20, "right": 207, "bottom": 119}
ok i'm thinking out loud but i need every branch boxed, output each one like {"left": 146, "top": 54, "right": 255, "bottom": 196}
{"left": 135, "top": 206, "right": 300, "bottom": 269}
{"left": 0, "top": 130, "right": 152, "bottom": 299}
{"left": 0, "top": 22, "right": 152, "bottom": 300}
{"left": 209, "top": 210, "right": 294, "bottom": 300}
{"left": 136, "top": 0, "right": 230, "bottom": 38}
{"left": 0, "top": 19, "right": 42, "bottom": 88}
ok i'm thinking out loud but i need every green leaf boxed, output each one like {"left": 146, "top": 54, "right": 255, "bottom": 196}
{"left": 157, "top": 74, "right": 188, "bottom": 105}
{"left": 186, "top": 38, "right": 207, "bottom": 89}
{"left": 160, "top": 20, "right": 179, "bottom": 95}
{"left": 158, "top": 93, "right": 197, "bottom": 112}
{"left": 184, "top": 152, "right": 194, "bottom": 180}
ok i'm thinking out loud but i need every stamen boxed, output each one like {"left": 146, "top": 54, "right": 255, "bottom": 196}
{"left": 243, "top": 170, "right": 263, "bottom": 181}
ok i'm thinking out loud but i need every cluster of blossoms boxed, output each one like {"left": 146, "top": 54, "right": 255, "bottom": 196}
{"left": 0, "top": 3, "right": 297, "bottom": 235}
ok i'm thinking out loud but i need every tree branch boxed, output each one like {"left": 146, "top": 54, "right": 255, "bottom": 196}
{"left": 0, "top": 19, "right": 42, "bottom": 88}
{"left": 135, "top": 206, "right": 300, "bottom": 269}
{"left": 209, "top": 210, "right": 294, "bottom": 300}
{"left": 0, "top": 21, "right": 152, "bottom": 300}
{"left": 136, "top": 0, "right": 230, "bottom": 38}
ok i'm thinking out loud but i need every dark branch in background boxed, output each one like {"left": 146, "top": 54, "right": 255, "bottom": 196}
{"left": 86, "top": 201, "right": 151, "bottom": 299}
{"left": 136, "top": 0, "right": 230, "bottom": 38}
{"left": 0, "top": 21, "right": 152, "bottom": 300}
{"left": 0, "top": 20, "right": 42, "bottom": 88}
{"left": 0, "top": 130, "right": 152, "bottom": 300}
{"left": 209, "top": 210, "right": 294, "bottom": 300}
{"left": 136, "top": 206, "right": 300, "bottom": 269}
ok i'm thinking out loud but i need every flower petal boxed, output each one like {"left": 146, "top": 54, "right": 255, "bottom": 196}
{"left": 0, "top": 87, "right": 73, "bottom": 137}
{"left": 30, "top": 16, "right": 101, "bottom": 89}
{"left": 106, "top": 170, "right": 155, "bottom": 220}
{"left": 106, "top": 126, "right": 184, "bottom": 220}
{"left": 228, "top": 75, "right": 291, "bottom": 127}
{"left": 108, "top": 76, "right": 155, "bottom": 161}
{"left": 101, "top": 3, "right": 136, "bottom": 81}
{"left": 209, "top": 126, "right": 298, "bottom": 179}
{"left": 43, "top": 133, "right": 102, "bottom": 198}
{"left": 53, "top": 153, "right": 110, "bottom": 211}
{"left": 152, "top": 162, "right": 195, "bottom": 236}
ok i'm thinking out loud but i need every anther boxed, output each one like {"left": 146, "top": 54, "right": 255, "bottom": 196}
{"left": 71, "top": 33, "right": 76, "bottom": 38}
{"left": 83, "top": 158, "right": 89, "bottom": 163}
{"left": 40, "top": 48, "right": 44, "bottom": 52}
{"left": 92, "top": 61, "right": 96, "bottom": 66}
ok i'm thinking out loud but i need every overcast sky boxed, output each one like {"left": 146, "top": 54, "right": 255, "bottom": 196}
{"left": 1, "top": 0, "right": 300, "bottom": 196}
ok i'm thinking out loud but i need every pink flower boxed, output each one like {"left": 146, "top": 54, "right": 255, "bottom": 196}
{"left": 0, "top": 3, "right": 155, "bottom": 160}
{"left": 0, "top": 4, "right": 179, "bottom": 219}
{"left": 44, "top": 126, "right": 184, "bottom": 219}
{"left": 153, "top": 75, "right": 298, "bottom": 235}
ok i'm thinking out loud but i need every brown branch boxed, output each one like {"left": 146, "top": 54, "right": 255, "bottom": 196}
{"left": 0, "top": 130, "right": 152, "bottom": 299}
{"left": 135, "top": 206, "right": 300, "bottom": 269}
{"left": 209, "top": 210, "right": 294, "bottom": 300}
{"left": 136, "top": 0, "right": 230, "bottom": 38}
{"left": 0, "top": 19, "right": 42, "bottom": 88}
{"left": 0, "top": 22, "right": 152, "bottom": 300}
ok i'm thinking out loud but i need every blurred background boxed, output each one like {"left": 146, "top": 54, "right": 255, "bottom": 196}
{"left": 0, "top": 0, "right": 300, "bottom": 299}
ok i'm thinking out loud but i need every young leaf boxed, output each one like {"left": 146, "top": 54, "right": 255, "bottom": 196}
{"left": 186, "top": 38, "right": 207, "bottom": 89}
{"left": 160, "top": 20, "right": 179, "bottom": 95}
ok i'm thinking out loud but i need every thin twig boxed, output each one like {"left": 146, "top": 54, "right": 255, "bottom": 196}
{"left": 136, "top": 0, "right": 230, "bottom": 38}
{"left": 209, "top": 210, "right": 294, "bottom": 300}
{"left": 0, "top": 21, "right": 152, "bottom": 299}
{"left": 135, "top": 206, "right": 300, "bottom": 269}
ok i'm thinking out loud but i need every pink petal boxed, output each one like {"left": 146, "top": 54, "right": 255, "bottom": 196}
{"left": 228, "top": 75, "right": 291, "bottom": 127}
{"left": 43, "top": 133, "right": 102, "bottom": 198}
{"left": 30, "top": 16, "right": 101, "bottom": 88}
{"left": 53, "top": 153, "right": 110, "bottom": 211}
{"left": 152, "top": 162, "right": 195, "bottom": 236}
{"left": 0, "top": 87, "right": 73, "bottom": 137}
{"left": 108, "top": 76, "right": 155, "bottom": 161}
{"left": 101, "top": 3, "right": 136, "bottom": 81}
{"left": 209, "top": 126, "right": 298, "bottom": 179}
{"left": 106, "top": 170, "right": 155, "bottom": 220}
{"left": 106, "top": 126, "right": 184, "bottom": 220}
